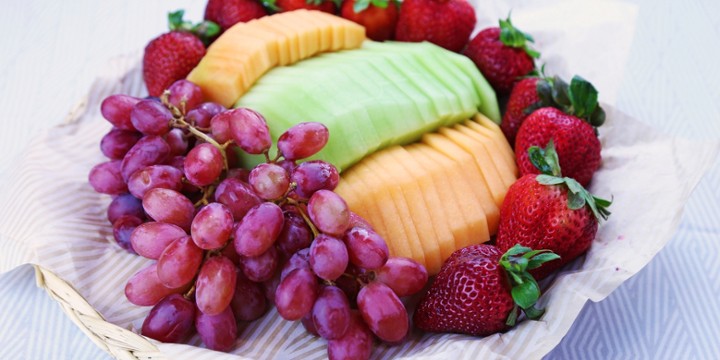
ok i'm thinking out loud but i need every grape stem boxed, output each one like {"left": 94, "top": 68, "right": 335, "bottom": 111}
{"left": 286, "top": 198, "right": 320, "bottom": 238}
{"left": 194, "top": 185, "right": 216, "bottom": 207}
{"left": 174, "top": 117, "right": 229, "bottom": 170}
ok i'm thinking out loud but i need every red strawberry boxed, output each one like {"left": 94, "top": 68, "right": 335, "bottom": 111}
{"left": 204, "top": 0, "right": 268, "bottom": 31}
{"left": 395, "top": 0, "right": 476, "bottom": 53}
{"left": 463, "top": 16, "right": 538, "bottom": 95}
{"left": 270, "top": 0, "right": 337, "bottom": 13}
{"left": 497, "top": 143, "right": 611, "bottom": 279}
{"left": 143, "top": 11, "right": 219, "bottom": 97}
{"left": 340, "top": 0, "right": 399, "bottom": 41}
{"left": 515, "top": 107, "right": 601, "bottom": 187}
{"left": 502, "top": 75, "right": 606, "bottom": 148}
{"left": 414, "top": 244, "right": 558, "bottom": 336}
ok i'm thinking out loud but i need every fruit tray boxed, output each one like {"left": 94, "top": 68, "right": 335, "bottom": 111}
{"left": 1, "top": 1, "right": 719, "bottom": 359}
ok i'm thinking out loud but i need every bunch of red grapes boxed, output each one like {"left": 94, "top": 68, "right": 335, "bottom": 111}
{"left": 88, "top": 79, "right": 429, "bottom": 358}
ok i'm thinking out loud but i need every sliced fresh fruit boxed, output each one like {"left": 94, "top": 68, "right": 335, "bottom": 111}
{"left": 454, "top": 123, "right": 518, "bottom": 183}
{"left": 187, "top": 10, "right": 366, "bottom": 107}
{"left": 466, "top": 114, "right": 516, "bottom": 173}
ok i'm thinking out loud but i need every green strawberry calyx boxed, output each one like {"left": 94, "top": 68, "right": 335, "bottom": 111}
{"left": 499, "top": 244, "right": 560, "bottom": 326}
{"left": 529, "top": 141, "right": 612, "bottom": 221}
{"left": 499, "top": 14, "right": 540, "bottom": 59}
{"left": 533, "top": 75, "right": 606, "bottom": 128}
{"left": 352, "top": 0, "right": 393, "bottom": 13}
{"left": 168, "top": 10, "right": 220, "bottom": 47}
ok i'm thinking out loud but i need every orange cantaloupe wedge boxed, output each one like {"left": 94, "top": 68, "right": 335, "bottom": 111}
{"left": 467, "top": 114, "right": 516, "bottom": 172}
{"left": 187, "top": 10, "right": 365, "bottom": 107}
{"left": 454, "top": 123, "right": 518, "bottom": 185}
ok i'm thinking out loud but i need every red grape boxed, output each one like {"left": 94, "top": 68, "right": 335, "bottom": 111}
{"left": 101, "top": 94, "right": 141, "bottom": 130}
{"left": 107, "top": 193, "right": 144, "bottom": 223}
{"left": 131, "top": 222, "right": 187, "bottom": 260}
{"left": 120, "top": 135, "right": 171, "bottom": 180}
{"left": 157, "top": 236, "right": 203, "bottom": 288}
{"left": 343, "top": 227, "right": 389, "bottom": 270}
{"left": 239, "top": 245, "right": 278, "bottom": 282}
{"left": 374, "top": 257, "right": 428, "bottom": 297}
{"left": 301, "top": 312, "right": 319, "bottom": 337}
{"left": 231, "top": 274, "right": 268, "bottom": 322}
{"left": 327, "top": 311, "right": 373, "bottom": 360}
{"left": 125, "top": 263, "right": 188, "bottom": 306}
{"left": 281, "top": 248, "right": 311, "bottom": 280}
{"left": 167, "top": 79, "right": 203, "bottom": 112}
{"left": 233, "top": 202, "right": 284, "bottom": 257}
{"left": 210, "top": 112, "right": 232, "bottom": 143}
{"left": 275, "top": 267, "right": 319, "bottom": 321}
{"left": 100, "top": 128, "right": 142, "bottom": 159}
{"left": 347, "top": 212, "right": 374, "bottom": 231}
{"left": 214, "top": 178, "right": 261, "bottom": 219}
{"left": 112, "top": 215, "right": 142, "bottom": 254}
{"left": 127, "top": 164, "right": 183, "bottom": 199}
{"left": 312, "top": 286, "right": 351, "bottom": 340}
{"left": 165, "top": 128, "right": 189, "bottom": 156}
{"left": 309, "top": 234, "right": 349, "bottom": 281}
{"left": 291, "top": 160, "right": 339, "bottom": 198}
{"left": 249, "top": 163, "right": 290, "bottom": 200}
{"left": 130, "top": 99, "right": 173, "bottom": 135}
{"left": 141, "top": 294, "right": 196, "bottom": 343}
{"left": 357, "top": 281, "right": 409, "bottom": 342}
{"left": 276, "top": 212, "right": 313, "bottom": 258}
{"left": 184, "top": 143, "right": 224, "bottom": 186}
{"left": 142, "top": 188, "right": 195, "bottom": 231}
{"left": 195, "top": 306, "right": 237, "bottom": 351}
{"left": 277, "top": 122, "right": 329, "bottom": 160}
{"left": 88, "top": 160, "right": 127, "bottom": 195}
{"left": 195, "top": 255, "right": 237, "bottom": 316}
{"left": 191, "top": 203, "right": 233, "bottom": 250}
{"left": 308, "top": 190, "right": 350, "bottom": 236}
{"left": 227, "top": 108, "right": 272, "bottom": 154}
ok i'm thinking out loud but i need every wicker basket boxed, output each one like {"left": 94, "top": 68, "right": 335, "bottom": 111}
{"left": 33, "top": 265, "right": 163, "bottom": 360}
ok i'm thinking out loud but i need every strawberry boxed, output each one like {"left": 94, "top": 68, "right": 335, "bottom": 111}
{"left": 395, "top": 0, "right": 476, "bottom": 53}
{"left": 414, "top": 244, "right": 558, "bottom": 336}
{"left": 204, "top": 0, "right": 268, "bottom": 32}
{"left": 143, "top": 11, "right": 219, "bottom": 97}
{"left": 269, "top": 0, "right": 337, "bottom": 13}
{"left": 463, "top": 16, "right": 538, "bottom": 95}
{"left": 340, "top": 0, "right": 399, "bottom": 41}
{"left": 503, "top": 75, "right": 606, "bottom": 148}
{"left": 496, "top": 143, "right": 611, "bottom": 279}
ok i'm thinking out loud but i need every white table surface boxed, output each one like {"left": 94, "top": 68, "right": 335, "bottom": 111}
{"left": 1, "top": 0, "right": 719, "bottom": 359}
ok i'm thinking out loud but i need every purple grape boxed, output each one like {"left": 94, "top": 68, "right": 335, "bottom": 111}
{"left": 112, "top": 215, "right": 141, "bottom": 254}
{"left": 210, "top": 112, "right": 232, "bottom": 143}
{"left": 167, "top": 80, "right": 203, "bottom": 112}
{"left": 130, "top": 99, "right": 173, "bottom": 135}
{"left": 343, "top": 227, "right": 389, "bottom": 270}
{"left": 262, "top": 270, "right": 282, "bottom": 305}
{"left": 301, "top": 312, "right": 319, "bottom": 337}
{"left": 276, "top": 212, "right": 313, "bottom": 258}
{"left": 191, "top": 202, "right": 234, "bottom": 250}
{"left": 165, "top": 128, "right": 189, "bottom": 156}
{"left": 157, "top": 236, "right": 203, "bottom": 288}
{"left": 275, "top": 267, "right": 319, "bottom": 321}
{"left": 327, "top": 311, "right": 373, "bottom": 360}
{"left": 198, "top": 102, "right": 225, "bottom": 116}
{"left": 142, "top": 188, "right": 195, "bottom": 231}
{"left": 125, "top": 263, "right": 188, "bottom": 306}
{"left": 249, "top": 163, "right": 290, "bottom": 200}
{"left": 374, "top": 257, "right": 428, "bottom": 297}
{"left": 239, "top": 246, "right": 278, "bottom": 282}
{"left": 309, "top": 234, "right": 348, "bottom": 281}
{"left": 141, "top": 294, "right": 196, "bottom": 343}
{"left": 127, "top": 164, "right": 183, "bottom": 199}
{"left": 186, "top": 108, "right": 212, "bottom": 128}
{"left": 227, "top": 108, "right": 272, "bottom": 154}
{"left": 214, "top": 178, "right": 261, "bottom": 219}
{"left": 195, "top": 255, "right": 237, "bottom": 316}
{"left": 357, "top": 281, "right": 409, "bottom": 343}
{"left": 89, "top": 160, "right": 127, "bottom": 195}
{"left": 277, "top": 122, "right": 329, "bottom": 161}
{"left": 101, "top": 94, "right": 141, "bottom": 130}
{"left": 107, "top": 193, "right": 144, "bottom": 223}
{"left": 120, "top": 135, "right": 171, "bottom": 180}
{"left": 195, "top": 306, "right": 237, "bottom": 351}
{"left": 231, "top": 274, "right": 268, "bottom": 322}
{"left": 233, "top": 202, "right": 284, "bottom": 257}
{"left": 291, "top": 160, "right": 339, "bottom": 198}
{"left": 276, "top": 159, "right": 297, "bottom": 174}
{"left": 312, "top": 286, "right": 351, "bottom": 340}
{"left": 347, "top": 212, "right": 374, "bottom": 231}
{"left": 308, "top": 190, "right": 350, "bottom": 236}
{"left": 184, "top": 143, "right": 224, "bottom": 186}
{"left": 131, "top": 222, "right": 187, "bottom": 260}
{"left": 281, "top": 248, "right": 311, "bottom": 280}
{"left": 100, "top": 129, "right": 142, "bottom": 159}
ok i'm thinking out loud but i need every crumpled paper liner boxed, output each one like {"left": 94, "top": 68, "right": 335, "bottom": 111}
{"left": 1, "top": 0, "right": 718, "bottom": 359}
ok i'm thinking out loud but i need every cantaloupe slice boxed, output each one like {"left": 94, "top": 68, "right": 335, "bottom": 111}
{"left": 187, "top": 10, "right": 365, "bottom": 107}
{"left": 362, "top": 153, "right": 427, "bottom": 268}
{"left": 468, "top": 114, "right": 516, "bottom": 169}
{"left": 381, "top": 146, "right": 444, "bottom": 274}
{"left": 421, "top": 133, "right": 500, "bottom": 233}
{"left": 454, "top": 123, "right": 518, "bottom": 184}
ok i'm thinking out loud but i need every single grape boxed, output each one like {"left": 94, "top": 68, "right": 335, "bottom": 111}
{"left": 231, "top": 273, "right": 268, "bottom": 322}
{"left": 291, "top": 160, "right": 339, "bottom": 198}
{"left": 125, "top": 263, "right": 188, "bottom": 306}
{"left": 233, "top": 202, "right": 284, "bottom": 257}
{"left": 276, "top": 212, "right": 312, "bottom": 258}
{"left": 327, "top": 311, "right": 373, "bottom": 360}
{"left": 130, "top": 99, "right": 173, "bottom": 136}
{"left": 312, "top": 286, "right": 351, "bottom": 340}
{"left": 220, "top": 242, "right": 240, "bottom": 265}
{"left": 277, "top": 122, "right": 329, "bottom": 161}
{"left": 301, "top": 312, "right": 319, "bottom": 337}
{"left": 195, "top": 306, "right": 237, "bottom": 352}
{"left": 275, "top": 267, "right": 319, "bottom": 321}
{"left": 343, "top": 227, "right": 389, "bottom": 270}
{"left": 195, "top": 255, "right": 237, "bottom": 316}
{"left": 184, "top": 143, "right": 224, "bottom": 187}
{"left": 347, "top": 212, "right": 374, "bottom": 232}
{"left": 131, "top": 221, "right": 187, "bottom": 260}
{"left": 308, "top": 190, "right": 350, "bottom": 236}
{"left": 120, "top": 135, "right": 171, "bottom": 180}
{"left": 100, "top": 128, "right": 142, "bottom": 160}
{"left": 309, "top": 234, "right": 349, "bottom": 281}
{"left": 334, "top": 265, "right": 362, "bottom": 308}
{"left": 225, "top": 168, "right": 250, "bottom": 182}
{"left": 227, "top": 108, "right": 272, "bottom": 154}
{"left": 167, "top": 79, "right": 204, "bottom": 112}
{"left": 88, "top": 160, "right": 128, "bottom": 195}
{"left": 127, "top": 164, "right": 183, "bottom": 199}
{"left": 101, "top": 94, "right": 141, "bottom": 130}
{"left": 166, "top": 156, "right": 201, "bottom": 194}
{"left": 112, "top": 215, "right": 141, "bottom": 254}
{"left": 142, "top": 188, "right": 195, "bottom": 231}
{"left": 210, "top": 112, "right": 232, "bottom": 143}
{"left": 262, "top": 270, "right": 282, "bottom": 305}
{"left": 165, "top": 128, "right": 189, "bottom": 156}
{"left": 357, "top": 281, "right": 409, "bottom": 343}
{"left": 281, "top": 248, "right": 310, "bottom": 280}
{"left": 191, "top": 203, "right": 233, "bottom": 250}
{"left": 276, "top": 159, "right": 296, "bottom": 174}
{"left": 141, "top": 294, "right": 196, "bottom": 343}
{"left": 249, "top": 163, "right": 290, "bottom": 200}
{"left": 107, "top": 193, "right": 144, "bottom": 223}
{"left": 198, "top": 102, "right": 226, "bottom": 117}
{"left": 214, "top": 178, "right": 261, "bottom": 219}
{"left": 374, "top": 257, "right": 428, "bottom": 297}
{"left": 157, "top": 236, "right": 203, "bottom": 288}
{"left": 239, "top": 245, "right": 278, "bottom": 282}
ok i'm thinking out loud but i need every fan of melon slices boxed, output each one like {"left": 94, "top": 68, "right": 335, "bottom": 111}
{"left": 188, "top": 9, "right": 513, "bottom": 275}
